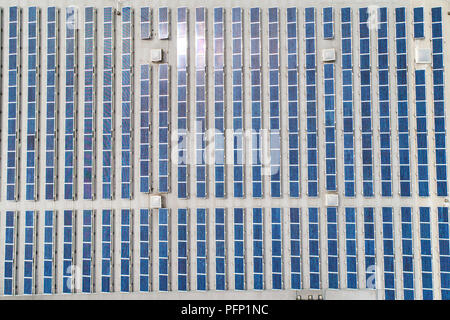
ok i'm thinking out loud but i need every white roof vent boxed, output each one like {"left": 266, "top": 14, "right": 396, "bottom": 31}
{"left": 322, "top": 49, "right": 336, "bottom": 62}
{"left": 326, "top": 193, "right": 339, "bottom": 207}
{"left": 151, "top": 49, "right": 163, "bottom": 62}
{"left": 150, "top": 195, "right": 162, "bottom": 208}
{"left": 415, "top": 48, "right": 431, "bottom": 64}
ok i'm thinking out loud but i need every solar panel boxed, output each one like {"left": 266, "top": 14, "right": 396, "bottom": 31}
{"left": 413, "top": 7, "right": 424, "bottom": 39}
{"left": 341, "top": 7, "right": 355, "bottom": 197}
{"left": 102, "top": 7, "right": 115, "bottom": 200}
{"left": 271, "top": 208, "right": 283, "bottom": 289}
{"left": 232, "top": 8, "right": 244, "bottom": 198}
{"left": 268, "top": 8, "right": 281, "bottom": 198}
{"left": 177, "top": 7, "right": 189, "bottom": 199}
{"left": 195, "top": 8, "right": 208, "bottom": 198}
{"left": 252, "top": 208, "right": 264, "bottom": 289}
{"left": 438, "top": 207, "right": 450, "bottom": 299}
{"left": 62, "top": 210, "right": 75, "bottom": 293}
{"left": 322, "top": 7, "right": 334, "bottom": 39}
{"left": 326, "top": 208, "right": 339, "bottom": 289}
{"left": 431, "top": 7, "right": 448, "bottom": 196}
{"left": 363, "top": 208, "right": 376, "bottom": 288}
{"left": 3, "top": 211, "right": 17, "bottom": 295}
{"left": 234, "top": 208, "right": 245, "bottom": 290}
{"left": 377, "top": 8, "right": 393, "bottom": 197}
{"left": 83, "top": 7, "right": 96, "bottom": 200}
{"left": 401, "top": 207, "right": 415, "bottom": 299}
{"left": 250, "top": 8, "right": 263, "bottom": 198}
{"left": 120, "top": 209, "right": 132, "bottom": 292}
{"left": 177, "top": 208, "right": 188, "bottom": 291}
{"left": 289, "top": 208, "right": 301, "bottom": 289}
{"left": 121, "top": 7, "right": 134, "bottom": 199}
{"left": 139, "top": 209, "right": 151, "bottom": 292}
{"left": 140, "top": 64, "right": 151, "bottom": 193}
{"left": 395, "top": 8, "right": 411, "bottom": 197}
{"left": 140, "top": 7, "right": 152, "bottom": 40}
{"left": 305, "top": 8, "right": 318, "bottom": 197}
{"left": 214, "top": 7, "right": 225, "bottom": 198}
{"left": 25, "top": 7, "right": 40, "bottom": 201}
{"left": 215, "top": 208, "right": 226, "bottom": 290}
{"left": 158, "top": 208, "right": 170, "bottom": 291}
{"left": 43, "top": 210, "right": 55, "bottom": 294}
{"left": 45, "top": 7, "right": 59, "bottom": 201}
{"left": 415, "top": 70, "right": 429, "bottom": 196}
{"left": 324, "top": 63, "right": 336, "bottom": 191}
{"left": 6, "top": 6, "right": 21, "bottom": 201}
{"left": 158, "top": 7, "right": 170, "bottom": 39}
{"left": 82, "top": 210, "right": 94, "bottom": 293}
{"left": 101, "top": 209, "right": 113, "bottom": 292}
{"left": 419, "top": 207, "right": 433, "bottom": 299}
{"left": 197, "top": 208, "right": 208, "bottom": 290}
{"left": 64, "top": 7, "right": 78, "bottom": 200}
{"left": 359, "top": 8, "right": 374, "bottom": 197}
{"left": 382, "top": 207, "right": 396, "bottom": 299}
{"left": 309, "top": 208, "right": 320, "bottom": 289}
{"left": 345, "top": 208, "right": 358, "bottom": 289}
{"left": 158, "top": 64, "right": 170, "bottom": 192}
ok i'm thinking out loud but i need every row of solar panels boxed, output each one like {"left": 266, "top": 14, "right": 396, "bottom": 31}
{"left": 0, "top": 6, "right": 447, "bottom": 202}
{"left": 1, "top": 206, "right": 450, "bottom": 299}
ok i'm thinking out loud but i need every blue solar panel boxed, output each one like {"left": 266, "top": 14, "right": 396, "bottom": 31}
{"left": 140, "top": 64, "right": 151, "bottom": 193}
{"left": 195, "top": 8, "right": 208, "bottom": 198}
{"left": 438, "top": 206, "right": 450, "bottom": 299}
{"left": 4, "top": 211, "right": 16, "bottom": 295}
{"left": 45, "top": 7, "right": 58, "bottom": 200}
{"left": 121, "top": 209, "right": 132, "bottom": 292}
{"left": 364, "top": 208, "right": 376, "bottom": 288}
{"left": 377, "top": 8, "right": 393, "bottom": 197}
{"left": 102, "top": 7, "right": 115, "bottom": 200}
{"left": 323, "top": 7, "right": 334, "bottom": 39}
{"left": 158, "top": 7, "right": 170, "bottom": 39}
{"left": 234, "top": 208, "right": 245, "bottom": 290}
{"left": 140, "top": 209, "right": 151, "bottom": 292}
{"left": 197, "top": 208, "right": 207, "bottom": 290}
{"left": 101, "top": 209, "right": 113, "bottom": 292}
{"left": 324, "top": 63, "right": 336, "bottom": 191}
{"left": 419, "top": 207, "right": 433, "bottom": 299}
{"left": 140, "top": 7, "right": 152, "bottom": 40}
{"left": 289, "top": 208, "right": 301, "bottom": 289}
{"left": 62, "top": 210, "right": 74, "bottom": 293}
{"left": 271, "top": 208, "right": 283, "bottom": 289}
{"left": 121, "top": 7, "right": 134, "bottom": 199}
{"left": 327, "top": 208, "right": 339, "bottom": 289}
{"left": 250, "top": 8, "right": 263, "bottom": 198}
{"left": 341, "top": 8, "right": 356, "bottom": 197}
{"left": 177, "top": 209, "right": 188, "bottom": 291}
{"left": 431, "top": 8, "right": 448, "bottom": 197}
{"left": 395, "top": 8, "right": 411, "bottom": 197}
{"left": 158, "top": 64, "right": 170, "bottom": 193}
{"left": 64, "top": 7, "right": 78, "bottom": 200}
{"left": 159, "top": 208, "right": 170, "bottom": 291}
{"left": 43, "top": 210, "right": 55, "bottom": 294}
{"left": 345, "top": 208, "right": 357, "bottom": 288}
{"left": 25, "top": 7, "right": 39, "bottom": 201}
{"left": 215, "top": 208, "right": 226, "bottom": 290}
{"left": 232, "top": 8, "right": 244, "bottom": 198}
{"left": 309, "top": 208, "right": 320, "bottom": 289}
{"left": 382, "top": 207, "right": 395, "bottom": 299}
{"left": 304, "top": 8, "right": 318, "bottom": 197}
{"left": 177, "top": 7, "right": 189, "bottom": 199}
{"left": 252, "top": 208, "right": 264, "bottom": 289}
{"left": 214, "top": 8, "right": 226, "bottom": 198}
{"left": 83, "top": 7, "right": 96, "bottom": 200}
{"left": 400, "top": 207, "right": 414, "bottom": 299}
{"left": 359, "top": 8, "right": 374, "bottom": 197}
{"left": 82, "top": 210, "right": 93, "bottom": 293}
{"left": 6, "top": 7, "right": 20, "bottom": 201}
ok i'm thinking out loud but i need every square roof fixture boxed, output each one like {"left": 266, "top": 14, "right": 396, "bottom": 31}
{"left": 150, "top": 195, "right": 162, "bottom": 208}
{"left": 151, "top": 48, "right": 163, "bottom": 62}
{"left": 322, "top": 48, "right": 336, "bottom": 62}
{"left": 415, "top": 48, "right": 432, "bottom": 64}
{"left": 326, "top": 193, "right": 339, "bottom": 207}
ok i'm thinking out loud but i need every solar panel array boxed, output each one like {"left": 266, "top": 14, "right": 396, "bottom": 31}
{"left": 0, "top": 3, "right": 449, "bottom": 300}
